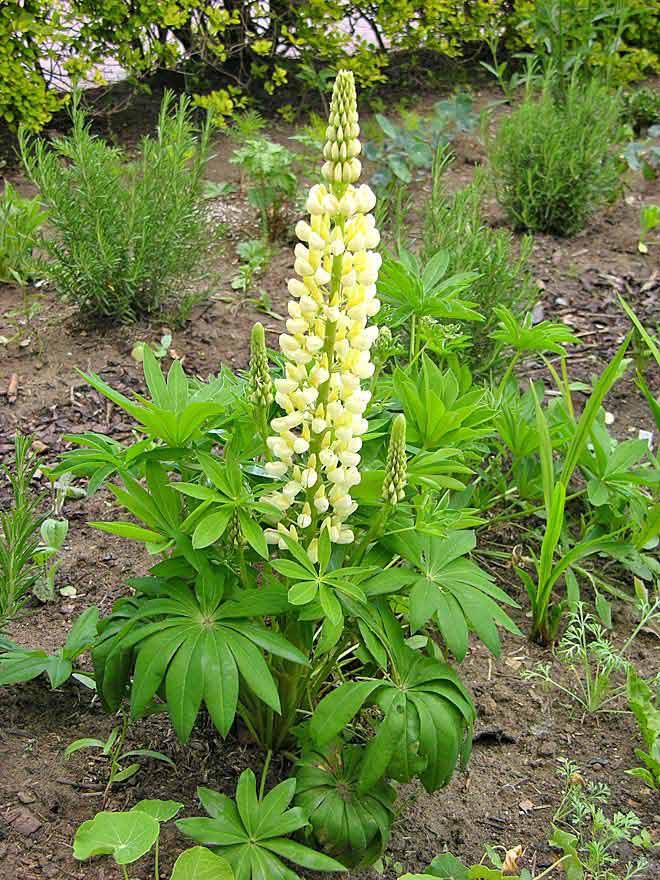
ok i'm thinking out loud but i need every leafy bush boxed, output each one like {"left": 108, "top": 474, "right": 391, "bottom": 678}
{"left": 623, "top": 86, "right": 660, "bottom": 132}
{"left": 0, "top": 182, "right": 47, "bottom": 284}
{"left": 421, "top": 155, "right": 537, "bottom": 363}
{"left": 488, "top": 77, "right": 622, "bottom": 236}
{"left": 20, "top": 92, "right": 213, "bottom": 323}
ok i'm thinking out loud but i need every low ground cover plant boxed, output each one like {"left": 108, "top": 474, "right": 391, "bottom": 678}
{"left": 487, "top": 75, "right": 622, "bottom": 236}
{"left": 20, "top": 92, "right": 214, "bottom": 323}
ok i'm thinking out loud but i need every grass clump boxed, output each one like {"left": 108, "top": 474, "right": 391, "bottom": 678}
{"left": 487, "top": 77, "right": 622, "bottom": 236}
{"left": 20, "top": 92, "right": 213, "bottom": 323}
{"left": 422, "top": 151, "right": 537, "bottom": 364}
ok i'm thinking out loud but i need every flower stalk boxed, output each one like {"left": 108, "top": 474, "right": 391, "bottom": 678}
{"left": 262, "top": 70, "right": 382, "bottom": 557}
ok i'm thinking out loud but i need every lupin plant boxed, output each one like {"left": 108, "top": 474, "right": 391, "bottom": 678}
{"left": 25, "top": 70, "right": 520, "bottom": 871}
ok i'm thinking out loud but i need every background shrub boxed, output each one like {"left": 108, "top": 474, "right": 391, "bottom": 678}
{"left": 20, "top": 92, "right": 213, "bottom": 323}
{"left": 487, "top": 77, "right": 622, "bottom": 236}
{"left": 3, "top": 0, "right": 659, "bottom": 132}
{"left": 421, "top": 155, "right": 537, "bottom": 365}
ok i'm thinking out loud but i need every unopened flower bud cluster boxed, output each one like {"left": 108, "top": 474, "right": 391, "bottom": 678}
{"left": 263, "top": 71, "right": 382, "bottom": 556}
{"left": 383, "top": 414, "right": 407, "bottom": 505}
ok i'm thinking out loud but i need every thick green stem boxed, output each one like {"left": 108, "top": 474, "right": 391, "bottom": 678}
{"left": 351, "top": 504, "right": 390, "bottom": 565}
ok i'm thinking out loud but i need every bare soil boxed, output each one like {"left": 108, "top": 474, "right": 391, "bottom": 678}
{"left": 1, "top": 80, "right": 660, "bottom": 880}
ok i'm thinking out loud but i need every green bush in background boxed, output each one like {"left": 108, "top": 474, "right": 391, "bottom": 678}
{"left": 2, "top": 0, "right": 659, "bottom": 132}
{"left": 20, "top": 92, "right": 213, "bottom": 323}
{"left": 487, "top": 77, "right": 623, "bottom": 237}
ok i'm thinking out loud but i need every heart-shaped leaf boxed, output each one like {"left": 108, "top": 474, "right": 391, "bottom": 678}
{"left": 73, "top": 810, "right": 160, "bottom": 865}
{"left": 132, "top": 799, "right": 183, "bottom": 822}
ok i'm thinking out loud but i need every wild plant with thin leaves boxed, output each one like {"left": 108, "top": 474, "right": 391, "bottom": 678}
{"left": 20, "top": 92, "right": 213, "bottom": 323}
{"left": 421, "top": 151, "right": 537, "bottom": 365}
{"left": 0, "top": 434, "right": 46, "bottom": 628}
{"left": 523, "top": 596, "right": 660, "bottom": 714}
{"left": 551, "top": 759, "right": 654, "bottom": 880}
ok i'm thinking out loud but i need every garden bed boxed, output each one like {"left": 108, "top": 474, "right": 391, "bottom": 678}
{"left": 1, "top": 80, "right": 660, "bottom": 879}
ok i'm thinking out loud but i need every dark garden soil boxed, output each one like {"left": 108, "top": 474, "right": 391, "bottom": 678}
{"left": 1, "top": 80, "right": 660, "bottom": 879}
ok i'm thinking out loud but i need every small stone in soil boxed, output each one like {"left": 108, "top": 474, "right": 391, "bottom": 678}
{"left": 16, "top": 791, "right": 36, "bottom": 804}
{"left": 9, "top": 808, "right": 42, "bottom": 836}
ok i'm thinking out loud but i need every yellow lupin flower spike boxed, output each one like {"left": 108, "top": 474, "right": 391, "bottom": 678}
{"left": 262, "top": 70, "right": 382, "bottom": 556}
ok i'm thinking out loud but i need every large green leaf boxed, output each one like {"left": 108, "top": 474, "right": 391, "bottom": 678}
{"left": 177, "top": 770, "right": 346, "bottom": 880}
{"left": 170, "top": 847, "right": 234, "bottom": 880}
{"left": 73, "top": 811, "right": 160, "bottom": 865}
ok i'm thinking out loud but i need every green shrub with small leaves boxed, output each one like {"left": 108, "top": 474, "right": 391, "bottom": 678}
{"left": 20, "top": 92, "right": 213, "bottom": 323}
{"left": 488, "top": 77, "right": 622, "bottom": 236}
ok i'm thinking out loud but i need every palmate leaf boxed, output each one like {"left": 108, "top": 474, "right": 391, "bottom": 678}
{"left": 384, "top": 530, "right": 520, "bottom": 660}
{"left": 93, "top": 565, "right": 306, "bottom": 743}
{"left": 294, "top": 740, "right": 396, "bottom": 868}
{"left": 177, "top": 769, "right": 346, "bottom": 880}
{"left": 311, "top": 620, "right": 476, "bottom": 795}
{"left": 492, "top": 305, "right": 578, "bottom": 355}
{"left": 76, "top": 350, "right": 236, "bottom": 447}
{"left": 393, "top": 357, "right": 494, "bottom": 452}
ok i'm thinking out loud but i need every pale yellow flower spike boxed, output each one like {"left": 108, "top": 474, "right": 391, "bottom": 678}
{"left": 263, "top": 70, "right": 381, "bottom": 556}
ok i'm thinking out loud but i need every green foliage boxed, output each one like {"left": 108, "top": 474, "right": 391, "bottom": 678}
{"left": 20, "top": 92, "right": 213, "bottom": 323}
{"left": 364, "top": 96, "right": 477, "bottom": 191}
{"left": 638, "top": 203, "right": 660, "bottom": 252}
{"left": 0, "top": 605, "right": 99, "bottom": 688}
{"left": 392, "top": 356, "right": 494, "bottom": 452}
{"left": 0, "top": 182, "right": 47, "bottom": 285}
{"left": 421, "top": 155, "right": 537, "bottom": 364}
{"left": 231, "top": 239, "right": 272, "bottom": 292}
{"left": 377, "top": 248, "right": 481, "bottom": 362}
{"left": 72, "top": 799, "right": 225, "bottom": 880}
{"left": 514, "top": 335, "right": 633, "bottom": 643}
{"left": 385, "top": 530, "right": 520, "bottom": 660}
{"left": 487, "top": 77, "right": 622, "bottom": 236}
{"left": 523, "top": 599, "right": 660, "bottom": 714}
{"left": 294, "top": 740, "right": 396, "bottom": 867}
{"left": 623, "top": 86, "right": 660, "bottom": 132}
{"left": 310, "top": 606, "right": 475, "bottom": 794}
{"left": 177, "top": 769, "right": 346, "bottom": 879}
{"left": 231, "top": 136, "right": 296, "bottom": 240}
{"left": 0, "top": 433, "right": 48, "bottom": 627}
{"left": 626, "top": 665, "right": 660, "bottom": 790}
{"left": 510, "top": 0, "right": 660, "bottom": 90}
{"left": 551, "top": 759, "right": 654, "bottom": 880}
{"left": 66, "top": 712, "right": 174, "bottom": 801}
